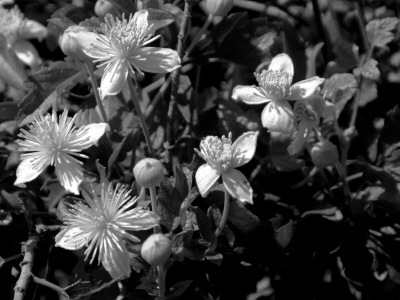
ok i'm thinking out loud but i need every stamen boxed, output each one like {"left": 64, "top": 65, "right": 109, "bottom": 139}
{"left": 255, "top": 70, "right": 291, "bottom": 102}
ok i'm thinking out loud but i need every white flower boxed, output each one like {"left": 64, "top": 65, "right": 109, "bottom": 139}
{"left": 195, "top": 131, "right": 258, "bottom": 204}
{"left": 232, "top": 53, "right": 324, "bottom": 133}
{"left": 0, "top": 5, "right": 47, "bottom": 69}
{"left": 83, "top": 10, "right": 181, "bottom": 99}
{"left": 14, "top": 110, "right": 108, "bottom": 195}
{"left": 55, "top": 182, "right": 160, "bottom": 279}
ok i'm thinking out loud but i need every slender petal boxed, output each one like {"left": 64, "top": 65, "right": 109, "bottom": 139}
{"left": 14, "top": 156, "right": 47, "bottom": 185}
{"left": 222, "top": 169, "right": 253, "bottom": 204}
{"left": 99, "top": 60, "right": 129, "bottom": 99}
{"left": 13, "top": 40, "right": 41, "bottom": 69}
{"left": 69, "top": 123, "right": 109, "bottom": 150}
{"left": 231, "top": 131, "right": 259, "bottom": 168}
{"left": 195, "top": 163, "right": 220, "bottom": 197}
{"left": 288, "top": 77, "right": 325, "bottom": 100}
{"left": 232, "top": 85, "right": 271, "bottom": 104}
{"left": 268, "top": 53, "right": 294, "bottom": 83}
{"left": 121, "top": 209, "right": 161, "bottom": 230}
{"left": 55, "top": 156, "right": 84, "bottom": 195}
{"left": 133, "top": 47, "right": 181, "bottom": 73}
{"left": 55, "top": 227, "right": 90, "bottom": 250}
{"left": 261, "top": 101, "right": 294, "bottom": 133}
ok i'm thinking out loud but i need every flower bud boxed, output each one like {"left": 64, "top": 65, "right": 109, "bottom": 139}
{"left": 58, "top": 25, "right": 96, "bottom": 61}
{"left": 94, "top": 0, "right": 118, "bottom": 17}
{"left": 311, "top": 141, "right": 339, "bottom": 168}
{"left": 206, "top": 0, "right": 234, "bottom": 16}
{"left": 133, "top": 158, "right": 164, "bottom": 188}
{"left": 141, "top": 233, "right": 172, "bottom": 266}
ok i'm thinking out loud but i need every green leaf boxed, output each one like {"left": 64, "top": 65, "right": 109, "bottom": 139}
{"left": 158, "top": 178, "right": 183, "bottom": 230}
{"left": 228, "top": 199, "right": 260, "bottom": 233}
{"left": 193, "top": 206, "right": 213, "bottom": 242}
{"left": 107, "top": 0, "right": 136, "bottom": 14}
{"left": 270, "top": 216, "right": 293, "bottom": 249}
{"left": 166, "top": 280, "right": 193, "bottom": 300}
{"left": 334, "top": 40, "right": 359, "bottom": 70}
{"left": 353, "top": 59, "right": 380, "bottom": 81}
{"left": 358, "top": 79, "right": 377, "bottom": 107}
{"left": 64, "top": 279, "right": 100, "bottom": 298}
{"left": 366, "top": 17, "right": 400, "bottom": 48}
{"left": 147, "top": 8, "right": 175, "bottom": 31}
{"left": 48, "top": 4, "right": 95, "bottom": 33}
{"left": 0, "top": 102, "right": 19, "bottom": 123}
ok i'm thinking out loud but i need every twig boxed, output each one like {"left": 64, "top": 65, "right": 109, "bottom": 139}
{"left": 32, "top": 275, "right": 69, "bottom": 299}
{"left": 166, "top": 0, "right": 193, "bottom": 172}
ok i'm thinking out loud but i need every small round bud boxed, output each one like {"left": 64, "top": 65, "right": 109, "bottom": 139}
{"left": 311, "top": 141, "right": 339, "bottom": 168}
{"left": 133, "top": 158, "right": 164, "bottom": 188}
{"left": 141, "top": 233, "right": 172, "bottom": 266}
{"left": 59, "top": 25, "right": 94, "bottom": 61}
{"left": 206, "top": 0, "right": 234, "bottom": 16}
{"left": 94, "top": 0, "right": 118, "bottom": 17}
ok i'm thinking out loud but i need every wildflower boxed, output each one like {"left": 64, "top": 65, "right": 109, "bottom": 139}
{"left": 133, "top": 157, "right": 164, "bottom": 188}
{"left": 232, "top": 53, "right": 324, "bottom": 133}
{"left": 55, "top": 182, "right": 160, "bottom": 279}
{"left": 141, "top": 233, "right": 172, "bottom": 266}
{"left": 59, "top": 25, "right": 98, "bottom": 62}
{"left": 14, "top": 110, "right": 108, "bottom": 195}
{"left": 287, "top": 95, "right": 325, "bottom": 155}
{"left": 195, "top": 131, "right": 258, "bottom": 204}
{"left": 0, "top": 5, "right": 47, "bottom": 69}
{"left": 83, "top": 10, "right": 181, "bottom": 99}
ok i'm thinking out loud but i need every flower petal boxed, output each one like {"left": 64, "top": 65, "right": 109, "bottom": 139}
{"left": 55, "top": 155, "right": 84, "bottom": 195}
{"left": 133, "top": 10, "right": 149, "bottom": 35}
{"left": 14, "top": 156, "right": 48, "bottom": 185}
{"left": 69, "top": 123, "right": 108, "bottom": 150}
{"left": 133, "top": 47, "right": 180, "bottom": 73}
{"left": 268, "top": 53, "right": 294, "bottom": 83}
{"left": 231, "top": 131, "right": 259, "bottom": 168}
{"left": 288, "top": 76, "right": 325, "bottom": 100}
{"left": 120, "top": 209, "right": 160, "bottom": 231}
{"left": 195, "top": 164, "right": 220, "bottom": 197}
{"left": 287, "top": 122, "right": 310, "bottom": 155}
{"left": 232, "top": 85, "right": 271, "bottom": 104}
{"left": 55, "top": 227, "right": 89, "bottom": 250}
{"left": 99, "top": 60, "right": 128, "bottom": 99}
{"left": 19, "top": 19, "right": 47, "bottom": 41}
{"left": 13, "top": 40, "right": 41, "bottom": 69}
{"left": 100, "top": 237, "right": 131, "bottom": 279}
{"left": 222, "top": 169, "right": 253, "bottom": 204}
{"left": 261, "top": 101, "right": 294, "bottom": 133}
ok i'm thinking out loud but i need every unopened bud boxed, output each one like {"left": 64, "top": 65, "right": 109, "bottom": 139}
{"left": 94, "top": 0, "right": 118, "bottom": 17}
{"left": 141, "top": 233, "right": 172, "bottom": 266}
{"left": 206, "top": 0, "right": 234, "bottom": 16}
{"left": 59, "top": 25, "right": 96, "bottom": 61}
{"left": 311, "top": 141, "right": 339, "bottom": 168}
{"left": 133, "top": 158, "right": 164, "bottom": 188}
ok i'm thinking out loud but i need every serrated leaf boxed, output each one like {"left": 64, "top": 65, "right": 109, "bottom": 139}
{"left": 366, "top": 17, "right": 400, "bottom": 48}
{"left": 353, "top": 59, "right": 380, "bottom": 81}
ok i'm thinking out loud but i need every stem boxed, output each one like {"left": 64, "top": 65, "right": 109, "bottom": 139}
{"left": 185, "top": 14, "right": 213, "bottom": 56}
{"left": 149, "top": 186, "right": 158, "bottom": 216}
{"left": 84, "top": 60, "right": 108, "bottom": 124}
{"left": 311, "top": 0, "right": 332, "bottom": 61}
{"left": 354, "top": 0, "right": 370, "bottom": 54}
{"left": 127, "top": 75, "right": 155, "bottom": 157}
{"left": 157, "top": 265, "right": 166, "bottom": 300}
{"left": 215, "top": 189, "right": 230, "bottom": 237}
{"left": 32, "top": 275, "right": 69, "bottom": 299}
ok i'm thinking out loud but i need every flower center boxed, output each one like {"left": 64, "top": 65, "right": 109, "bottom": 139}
{"left": 255, "top": 70, "right": 291, "bottom": 102}
{"left": 197, "top": 135, "right": 233, "bottom": 173}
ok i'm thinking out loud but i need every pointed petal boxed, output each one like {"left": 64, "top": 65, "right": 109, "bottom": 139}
{"left": 13, "top": 40, "right": 41, "bottom": 69}
{"left": 55, "top": 227, "right": 89, "bottom": 250}
{"left": 195, "top": 164, "right": 220, "bottom": 197}
{"left": 98, "top": 60, "right": 128, "bottom": 99}
{"left": 288, "top": 76, "right": 325, "bottom": 100}
{"left": 268, "top": 53, "right": 294, "bottom": 82}
{"left": 222, "top": 169, "right": 253, "bottom": 204}
{"left": 55, "top": 156, "right": 84, "bottom": 195}
{"left": 14, "top": 157, "right": 48, "bottom": 185}
{"left": 133, "top": 10, "right": 149, "bottom": 35}
{"left": 101, "top": 239, "right": 130, "bottom": 279}
{"left": 19, "top": 19, "right": 47, "bottom": 41}
{"left": 79, "top": 32, "right": 109, "bottom": 58}
{"left": 261, "top": 101, "right": 294, "bottom": 133}
{"left": 133, "top": 47, "right": 180, "bottom": 73}
{"left": 69, "top": 123, "right": 108, "bottom": 150}
{"left": 231, "top": 131, "right": 259, "bottom": 168}
{"left": 121, "top": 209, "right": 160, "bottom": 230}
{"left": 232, "top": 85, "right": 271, "bottom": 104}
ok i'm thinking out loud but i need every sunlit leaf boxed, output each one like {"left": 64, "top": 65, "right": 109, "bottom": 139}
{"left": 366, "top": 17, "right": 400, "bottom": 48}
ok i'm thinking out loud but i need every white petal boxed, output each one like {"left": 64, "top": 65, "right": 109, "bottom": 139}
{"left": 14, "top": 156, "right": 48, "bottom": 185}
{"left": 133, "top": 47, "right": 181, "bottom": 73}
{"left": 55, "top": 156, "right": 84, "bottom": 195}
{"left": 69, "top": 123, "right": 108, "bottom": 150}
{"left": 222, "top": 169, "right": 253, "bottom": 204}
{"left": 232, "top": 85, "right": 271, "bottom": 104}
{"left": 99, "top": 61, "right": 128, "bottom": 99}
{"left": 133, "top": 10, "right": 149, "bottom": 35}
{"left": 231, "top": 131, "right": 259, "bottom": 168}
{"left": 101, "top": 237, "right": 131, "bottom": 279}
{"left": 121, "top": 209, "right": 160, "bottom": 230}
{"left": 288, "top": 76, "right": 325, "bottom": 100}
{"left": 195, "top": 164, "right": 220, "bottom": 197}
{"left": 55, "top": 227, "right": 89, "bottom": 250}
{"left": 268, "top": 53, "right": 294, "bottom": 83}
{"left": 261, "top": 101, "right": 294, "bottom": 133}
{"left": 80, "top": 33, "right": 111, "bottom": 59}
{"left": 287, "top": 122, "right": 310, "bottom": 156}
{"left": 19, "top": 19, "right": 47, "bottom": 41}
{"left": 13, "top": 40, "right": 42, "bottom": 69}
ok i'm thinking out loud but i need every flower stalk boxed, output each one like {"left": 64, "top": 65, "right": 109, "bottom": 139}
{"left": 215, "top": 189, "right": 230, "bottom": 237}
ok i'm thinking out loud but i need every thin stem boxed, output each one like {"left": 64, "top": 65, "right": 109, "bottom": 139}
{"left": 185, "top": 14, "right": 213, "bottom": 56}
{"left": 354, "top": 0, "right": 370, "bottom": 54}
{"left": 84, "top": 60, "right": 108, "bottom": 124}
{"left": 127, "top": 75, "right": 155, "bottom": 157}
{"left": 311, "top": 0, "right": 332, "bottom": 61}
{"left": 157, "top": 265, "right": 166, "bottom": 300}
{"left": 32, "top": 275, "right": 69, "bottom": 299}
{"left": 149, "top": 186, "right": 158, "bottom": 216}
{"left": 215, "top": 189, "right": 230, "bottom": 237}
